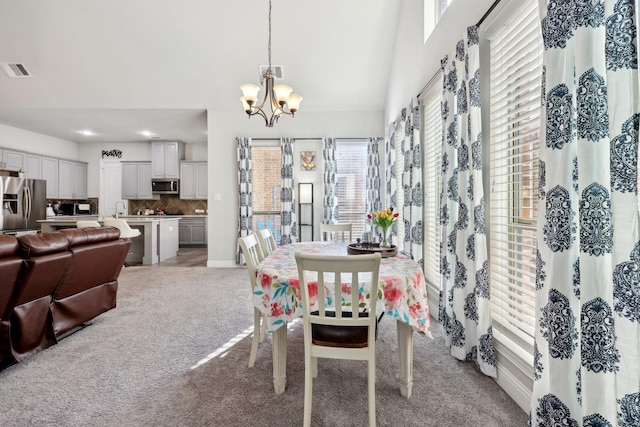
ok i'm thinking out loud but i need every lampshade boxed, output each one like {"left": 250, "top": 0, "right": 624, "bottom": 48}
{"left": 240, "top": 84, "right": 260, "bottom": 104}
{"left": 240, "top": 97, "right": 252, "bottom": 112}
{"left": 273, "top": 84, "right": 293, "bottom": 106}
{"left": 299, "top": 183, "right": 313, "bottom": 204}
{"left": 287, "top": 93, "right": 302, "bottom": 113}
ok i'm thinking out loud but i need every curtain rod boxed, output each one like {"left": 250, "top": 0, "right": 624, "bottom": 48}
{"left": 416, "top": 69, "right": 443, "bottom": 99}
{"left": 416, "top": 0, "right": 502, "bottom": 99}
{"left": 476, "top": 0, "right": 502, "bottom": 27}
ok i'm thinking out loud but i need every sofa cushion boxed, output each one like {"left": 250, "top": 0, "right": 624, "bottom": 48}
{"left": 60, "top": 226, "right": 120, "bottom": 248}
{"left": 17, "top": 233, "right": 68, "bottom": 258}
{"left": 0, "top": 235, "right": 19, "bottom": 258}
{"left": 0, "top": 235, "right": 23, "bottom": 320}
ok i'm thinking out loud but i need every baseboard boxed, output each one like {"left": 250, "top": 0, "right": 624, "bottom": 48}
{"left": 494, "top": 333, "right": 533, "bottom": 413}
{"left": 426, "top": 281, "right": 532, "bottom": 414}
{"left": 206, "top": 260, "right": 240, "bottom": 268}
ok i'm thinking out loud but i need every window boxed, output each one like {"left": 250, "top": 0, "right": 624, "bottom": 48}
{"left": 335, "top": 140, "right": 368, "bottom": 239}
{"left": 252, "top": 142, "right": 282, "bottom": 245}
{"left": 424, "top": 0, "right": 452, "bottom": 42}
{"left": 487, "top": 0, "right": 543, "bottom": 352}
{"left": 420, "top": 76, "right": 443, "bottom": 288}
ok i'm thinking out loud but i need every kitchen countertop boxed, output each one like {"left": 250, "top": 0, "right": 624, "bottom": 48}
{"left": 38, "top": 216, "right": 183, "bottom": 223}
{"left": 120, "top": 215, "right": 207, "bottom": 218}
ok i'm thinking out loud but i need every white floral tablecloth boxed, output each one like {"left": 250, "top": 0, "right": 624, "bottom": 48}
{"left": 254, "top": 241, "right": 432, "bottom": 337}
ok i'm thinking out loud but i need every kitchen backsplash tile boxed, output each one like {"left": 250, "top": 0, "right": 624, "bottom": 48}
{"left": 48, "top": 196, "right": 206, "bottom": 216}
{"left": 128, "top": 196, "right": 207, "bottom": 215}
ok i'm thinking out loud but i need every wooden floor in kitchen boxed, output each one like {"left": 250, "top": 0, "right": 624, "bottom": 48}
{"left": 154, "top": 247, "right": 208, "bottom": 267}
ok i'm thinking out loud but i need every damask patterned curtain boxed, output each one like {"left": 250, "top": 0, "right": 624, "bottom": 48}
{"left": 399, "top": 100, "right": 424, "bottom": 265}
{"left": 531, "top": 2, "right": 640, "bottom": 426}
{"left": 322, "top": 138, "right": 338, "bottom": 224}
{"left": 385, "top": 124, "right": 398, "bottom": 244}
{"left": 280, "top": 138, "right": 297, "bottom": 245}
{"left": 439, "top": 27, "right": 496, "bottom": 378}
{"left": 365, "top": 137, "right": 382, "bottom": 234}
{"left": 236, "top": 137, "right": 253, "bottom": 265}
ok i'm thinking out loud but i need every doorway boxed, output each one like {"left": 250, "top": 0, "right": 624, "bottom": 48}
{"left": 99, "top": 160, "right": 125, "bottom": 218}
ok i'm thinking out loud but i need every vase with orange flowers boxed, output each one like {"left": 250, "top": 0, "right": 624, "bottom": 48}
{"left": 368, "top": 207, "right": 398, "bottom": 248}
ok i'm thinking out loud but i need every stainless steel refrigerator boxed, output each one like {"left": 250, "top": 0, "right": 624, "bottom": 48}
{"left": 1, "top": 177, "right": 46, "bottom": 234}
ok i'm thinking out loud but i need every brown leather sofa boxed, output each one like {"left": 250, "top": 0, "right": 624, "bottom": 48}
{"left": 0, "top": 235, "right": 24, "bottom": 368}
{"left": 54, "top": 227, "right": 129, "bottom": 337}
{"left": 0, "top": 227, "right": 131, "bottom": 368}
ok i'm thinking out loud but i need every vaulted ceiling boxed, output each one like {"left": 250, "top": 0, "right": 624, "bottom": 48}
{"left": 0, "top": 0, "right": 401, "bottom": 144}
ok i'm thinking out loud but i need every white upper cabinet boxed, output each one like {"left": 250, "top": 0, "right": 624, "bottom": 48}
{"left": 180, "top": 161, "right": 207, "bottom": 200}
{"left": 151, "top": 141, "right": 185, "bottom": 179}
{"left": 1, "top": 148, "right": 25, "bottom": 171}
{"left": 58, "top": 160, "right": 87, "bottom": 200}
{"left": 41, "top": 157, "right": 59, "bottom": 199}
{"left": 122, "top": 161, "right": 156, "bottom": 200}
{"left": 25, "top": 153, "right": 42, "bottom": 179}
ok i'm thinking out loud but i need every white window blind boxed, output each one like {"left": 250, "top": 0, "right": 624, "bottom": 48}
{"left": 420, "top": 76, "right": 443, "bottom": 288}
{"left": 335, "top": 140, "right": 368, "bottom": 239}
{"left": 488, "top": 0, "right": 543, "bottom": 351}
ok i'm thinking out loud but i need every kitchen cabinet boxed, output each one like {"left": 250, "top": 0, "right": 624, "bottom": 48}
{"left": 58, "top": 160, "right": 87, "bottom": 199}
{"left": 179, "top": 161, "right": 208, "bottom": 199}
{"left": 24, "top": 153, "right": 42, "bottom": 179}
{"left": 151, "top": 141, "right": 185, "bottom": 179}
{"left": 121, "top": 161, "right": 155, "bottom": 199}
{"left": 41, "top": 157, "right": 59, "bottom": 199}
{"left": 0, "top": 148, "right": 24, "bottom": 171}
{"left": 179, "top": 217, "right": 207, "bottom": 247}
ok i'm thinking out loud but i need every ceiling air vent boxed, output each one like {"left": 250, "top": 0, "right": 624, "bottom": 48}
{"left": 259, "top": 65, "right": 284, "bottom": 80}
{"left": 1, "top": 63, "right": 33, "bottom": 78}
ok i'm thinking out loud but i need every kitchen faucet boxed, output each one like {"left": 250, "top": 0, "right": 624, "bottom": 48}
{"left": 115, "top": 200, "right": 126, "bottom": 218}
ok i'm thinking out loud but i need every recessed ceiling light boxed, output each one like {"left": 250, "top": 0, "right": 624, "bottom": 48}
{"left": 79, "top": 130, "right": 95, "bottom": 136}
{"left": 140, "top": 130, "right": 154, "bottom": 137}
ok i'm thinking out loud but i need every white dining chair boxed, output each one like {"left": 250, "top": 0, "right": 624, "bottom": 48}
{"left": 103, "top": 218, "right": 141, "bottom": 239}
{"left": 319, "top": 223, "right": 352, "bottom": 242}
{"left": 295, "top": 252, "right": 381, "bottom": 427}
{"left": 256, "top": 228, "right": 277, "bottom": 257}
{"left": 76, "top": 220, "right": 101, "bottom": 229}
{"left": 238, "top": 234, "right": 267, "bottom": 368}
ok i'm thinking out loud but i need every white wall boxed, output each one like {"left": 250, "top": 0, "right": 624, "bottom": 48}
{"left": 206, "top": 110, "right": 384, "bottom": 267}
{"left": 0, "top": 123, "right": 78, "bottom": 159}
{"left": 384, "top": 0, "right": 496, "bottom": 123}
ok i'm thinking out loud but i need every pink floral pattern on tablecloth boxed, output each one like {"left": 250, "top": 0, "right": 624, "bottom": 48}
{"left": 254, "top": 241, "right": 432, "bottom": 337}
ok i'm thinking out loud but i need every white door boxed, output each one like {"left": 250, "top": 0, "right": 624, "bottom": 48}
{"left": 100, "top": 160, "right": 124, "bottom": 218}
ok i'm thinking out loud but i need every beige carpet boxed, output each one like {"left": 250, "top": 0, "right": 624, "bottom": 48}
{"left": 0, "top": 266, "right": 528, "bottom": 426}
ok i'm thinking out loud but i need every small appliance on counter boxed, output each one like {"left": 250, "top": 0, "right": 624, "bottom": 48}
{"left": 74, "top": 203, "right": 91, "bottom": 215}
{"left": 46, "top": 205, "right": 56, "bottom": 218}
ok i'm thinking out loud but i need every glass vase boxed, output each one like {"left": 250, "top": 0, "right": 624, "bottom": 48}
{"left": 380, "top": 227, "right": 390, "bottom": 248}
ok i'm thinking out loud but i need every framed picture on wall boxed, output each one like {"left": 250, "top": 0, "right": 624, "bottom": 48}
{"left": 300, "top": 151, "right": 316, "bottom": 171}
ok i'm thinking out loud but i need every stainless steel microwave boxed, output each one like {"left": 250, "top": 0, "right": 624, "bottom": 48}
{"left": 151, "top": 179, "right": 179, "bottom": 194}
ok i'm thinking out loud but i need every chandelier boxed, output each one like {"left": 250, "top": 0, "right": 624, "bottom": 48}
{"left": 240, "top": 0, "right": 302, "bottom": 127}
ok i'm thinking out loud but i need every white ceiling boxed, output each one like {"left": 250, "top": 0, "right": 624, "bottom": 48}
{"left": 0, "top": 0, "right": 401, "bottom": 145}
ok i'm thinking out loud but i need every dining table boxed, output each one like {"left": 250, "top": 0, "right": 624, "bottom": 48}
{"left": 254, "top": 241, "right": 433, "bottom": 398}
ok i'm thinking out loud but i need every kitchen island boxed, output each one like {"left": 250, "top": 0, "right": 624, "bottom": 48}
{"left": 38, "top": 216, "right": 180, "bottom": 265}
